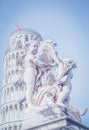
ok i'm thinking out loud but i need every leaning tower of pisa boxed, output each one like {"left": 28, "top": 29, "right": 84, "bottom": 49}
{"left": 0, "top": 29, "right": 43, "bottom": 130}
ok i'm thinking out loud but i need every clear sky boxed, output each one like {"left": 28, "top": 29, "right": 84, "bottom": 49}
{"left": 0, "top": 0, "right": 89, "bottom": 126}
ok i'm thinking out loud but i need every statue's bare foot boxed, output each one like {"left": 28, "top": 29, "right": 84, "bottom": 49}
{"left": 78, "top": 109, "right": 88, "bottom": 116}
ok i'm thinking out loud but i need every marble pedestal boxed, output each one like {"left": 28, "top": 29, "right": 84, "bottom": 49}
{"left": 22, "top": 116, "right": 89, "bottom": 130}
{"left": 22, "top": 106, "right": 89, "bottom": 130}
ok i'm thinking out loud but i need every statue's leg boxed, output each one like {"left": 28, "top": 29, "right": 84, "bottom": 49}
{"left": 57, "top": 84, "right": 71, "bottom": 105}
{"left": 24, "top": 67, "right": 37, "bottom": 107}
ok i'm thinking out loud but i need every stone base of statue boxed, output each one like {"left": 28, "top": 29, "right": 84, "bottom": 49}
{"left": 22, "top": 105, "right": 89, "bottom": 130}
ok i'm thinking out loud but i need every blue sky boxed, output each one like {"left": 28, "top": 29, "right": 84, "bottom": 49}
{"left": 0, "top": 0, "right": 89, "bottom": 126}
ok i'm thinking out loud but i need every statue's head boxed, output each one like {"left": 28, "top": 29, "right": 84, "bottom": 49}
{"left": 26, "top": 40, "right": 40, "bottom": 55}
{"left": 63, "top": 59, "right": 77, "bottom": 71}
{"left": 46, "top": 39, "right": 57, "bottom": 47}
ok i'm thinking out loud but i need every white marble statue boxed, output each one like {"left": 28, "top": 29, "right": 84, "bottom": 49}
{"left": 17, "top": 39, "right": 87, "bottom": 124}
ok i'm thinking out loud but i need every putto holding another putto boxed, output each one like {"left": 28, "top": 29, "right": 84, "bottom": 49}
{"left": 17, "top": 38, "right": 87, "bottom": 124}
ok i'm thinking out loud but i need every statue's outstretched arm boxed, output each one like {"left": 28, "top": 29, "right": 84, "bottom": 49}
{"left": 50, "top": 46, "right": 63, "bottom": 66}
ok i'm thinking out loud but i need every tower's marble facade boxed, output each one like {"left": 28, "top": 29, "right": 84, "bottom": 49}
{"left": 0, "top": 29, "right": 42, "bottom": 130}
